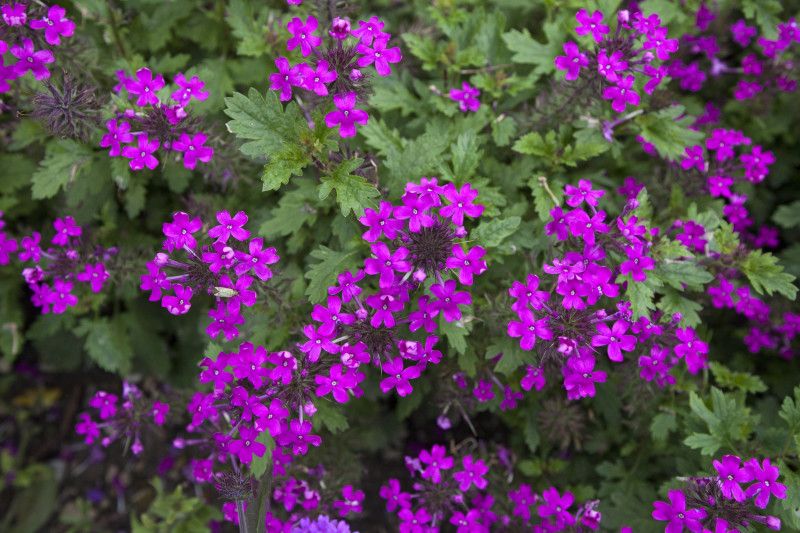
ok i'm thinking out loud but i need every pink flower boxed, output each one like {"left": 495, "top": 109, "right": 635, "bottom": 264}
{"left": 52, "top": 216, "right": 81, "bottom": 246}
{"left": 151, "top": 401, "right": 169, "bottom": 426}
{"left": 602, "top": 75, "right": 639, "bottom": 113}
{"left": 554, "top": 42, "right": 588, "bottom": 81}
{"left": 162, "top": 284, "right": 193, "bottom": 315}
{"left": 652, "top": 490, "right": 707, "bottom": 531}
{"left": 380, "top": 357, "right": 423, "bottom": 397}
{"left": 29, "top": 5, "right": 76, "bottom": 46}
{"left": 172, "top": 132, "right": 214, "bottom": 169}
{"left": 575, "top": 9, "right": 609, "bottom": 43}
{"left": 325, "top": 92, "right": 369, "bottom": 138}
{"left": 356, "top": 37, "right": 402, "bottom": 76}
{"left": 171, "top": 73, "right": 208, "bottom": 105}
{"left": 745, "top": 458, "right": 787, "bottom": 509}
{"left": 234, "top": 238, "right": 280, "bottom": 280}
{"left": 418, "top": 444, "right": 453, "bottom": 483}
{"left": 445, "top": 245, "right": 487, "bottom": 285}
{"left": 521, "top": 365, "right": 546, "bottom": 391}
{"left": 440, "top": 183, "right": 484, "bottom": 226}
{"left": 269, "top": 56, "right": 303, "bottom": 101}
{"left": 591, "top": 320, "right": 636, "bottom": 362}
{"left": 300, "top": 60, "right": 338, "bottom": 96}
{"left": 286, "top": 15, "right": 322, "bottom": 57}
{"left": 100, "top": 120, "right": 134, "bottom": 157}
{"left": 229, "top": 426, "right": 266, "bottom": 464}
{"left": 449, "top": 82, "right": 481, "bottom": 112}
{"left": 11, "top": 39, "right": 55, "bottom": 80}
{"left": 124, "top": 67, "right": 165, "bottom": 106}
{"left": 76, "top": 263, "right": 109, "bottom": 293}
{"left": 508, "top": 309, "right": 553, "bottom": 350}
{"left": 351, "top": 16, "right": 388, "bottom": 45}
{"left": 121, "top": 135, "right": 160, "bottom": 171}
{"left": 453, "top": 455, "right": 489, "bottom": 491}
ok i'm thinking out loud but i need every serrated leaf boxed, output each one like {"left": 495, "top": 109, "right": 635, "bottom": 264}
{"left": 439, "top": 315, "right": 470, "bottom": 355}
{"left": 636, "top": 105, "right": 704, "bottom": 160}
{"left": 655, "top": 260, "right": 714, "bottom": 290}
{"left": 529, "top": 176, "right": 563, "bottom": 221}
{"left": 261, "top": 143, "right": 310, "bottom": 191}
{"left": 304, "top": 246, "right": 361, "bottom": 304}
{"left": 650, "top": 412, "right": 677, "bottom": 443}
{"left": 502, "top": 22, "right": 562, "bottom": 77}
{"left": 491, "top": 115, "right": 517, "bottom": 147}
{"left": 740, "top": 249, "right": 797, "bottom": 300}
{"left": 318, "top": 157, "right": 379, "bottom": 217}
{"left": 226, "top": 0, "right": 270, "bottom": 57}
{"left": 683, "top": 433, "right": 722, "bottom": 456}
{"left": 30, "top": 140, "right": 93, "bottom": 199}
{"left": 487, "top": 336, "right": 530, "bottom": 375}
{"left": 471, "top": 216, "right": 521, "bottom": 248}
{"left": 313, "top": 400, "right": 349, "bottom": 433}
{"left": 77, "top": 317, "right": 133, "bottom": 375}
{"left": 708, "top": 362, "right": 767, "bottom": 394}
{"left": 657, "top": 289, "right": 702, "bottom": 327}
{"left": 223, "top": 88, "right": 306, "bottom": 159}
{"left": 619, "top": 275, "right": 658, "bottom": 319}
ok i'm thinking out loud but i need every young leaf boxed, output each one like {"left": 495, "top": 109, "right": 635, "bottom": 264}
{"left": 740, "top": 249, "right": 798, "bottom": 300}
{"left": 318, "top": 157, "right": 379, "bottom": 217}
{"left": 304, "top": 246, "right": 361, "bottom": 304}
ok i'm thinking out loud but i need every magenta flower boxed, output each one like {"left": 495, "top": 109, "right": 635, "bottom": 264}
{"left": 171, "top": 73, "right": 208, "bottom": 105}
{"left": 29, "top": 5, "right": 75, "bottom": 46}
{"left": 325, "top": 92, "right": 369, "bottom": 138}
{"left": 1, "top": 3, "right": 26, "bottom": 26}
{"left": 75, "top": 413, "right": 99, "bottom": 444}
{"left": 453, "top": 455, "right": 489, "bottom": 491}
{"left": 11, "top": 39, "right": 55, "bottom": 80}
{"left": 299, "top": 324, "right": 340, "bottom": 362}
{"left": 100, "top": 120, "right": 134, "bottom": 157}
{"left": 367, "top": 290, "right": 405, "bottom": 327}
{"left": 681, "top": 145, "right": 706, "bottom": 172}
{"left": 430, "top": 280, "right": 471, "bottom": 322}
{"left": 162, "top": 284, "right": 193, "bottom": 315}
{"left": 575, "top": 9, "right": 609, "bottom": 43}
{"left": 566, "top": 209, "right": 608, "bottom": 246}
{"left": 172, "top": 132, "right": 214, "bottom": 169}
{"left": 597, "top": 49, "right": 627, "bottom": 82}
{"left": 234, "top": 238, "right": 280, "bottom": 280}
{"left": 315, "top": 364, "right": 357, "bottom": 403}
{"left": 351, "top": 16, "right": 388, "bottom": 45}
{"left": 364, "top": 242, "right": 411, "bottom": 288}
{"left": 745, "top": 458, "right": 788, "bottom": 509}
{"left": 277, "top": 419, "right": 322, "bottom": 456}
{"left": 76, "top": 263, "right": 109, "bottom": 293}
{"left": 591, "top": 320, "right": 636, "bottom": 362}
{"left": 269, "top": 57, "right": 303, "bottom": 101}
{"left": 50, "top": 279, "right": 77, "bottom": 313}
{"left": 508, "top": 310, "right": 553, "bottom": 350}
{"left": 328, "top": 269, "right": 364, "bottom": 303}
{"left": 408, "top": 296, "right": 438, "bottom": 333}
{"left": 674, "top": 327, "right": 708, "bottom": 374}
{"left": 445, "top": 245, "right": 487, "bottom": 285}
{"left": 286, "top": 16, "right": 322, "bottom": 57}
{"left": 329, "top": 17, "right": 351, "bottom": 40}
{"left": 509, "top": 484, "right": 537, "bottom": 521}
{"left": 334, "top": 485, "right": 365, "bottom": 517}
{"left": 440, "top": 183, "right": 484, "bottom": 226}
{"left": 188, "top": 392, "right": 218, "bottom": 426}
{"left": 538, "top": 487, "right": 575, "bottom": 527}
{"left": 619, "top": 244, "right": 655, "bottom": 282}
{"left": 394, "top": 194, "right": 434, "bottom": 232}
{"left": 380, "top": 479, "right": 412, "bottom": 512}
{"left": 124, "top": 67, "right": 164, "bottom": 106}
{"left": 563, "top": 354, "right": 606, "bottom": 399}
{"left": 229, "top": 426, "right": 266, "bottom": 464}
{"left": 89, "top": 391, "right": 118, "bottom": 419}
{"left": 556, "top": 279, "right": 589, "bottom": 310}
{"left": 509, "top": 274, "right": 549, "bottom": 312}
{"left": 643, "top": 27, "right": 679, "bottom": 60}
{"left": 521, "top": 365, "right": 546, "bottom": 391}
{"left": 652, "top": 489, "right": 707, "bottom": 532}
{"left": 300, "top": 60, "right": 338, "bottom": 96}
{"left": 208, "top": 210, "right": 250, "bottom": 243}
{"left": 449, "top": 82, "right": 481, "bottom": 112}
{"left": 357, "top": 37, "right": 402, "bottom": 76}
{"left": 419, "top": 444, "right": 454, "bottom": 483}
{"left": 51, "top": 216, "right": 81, "bottom": 246}
{"left": 731, "top": 19, "right": 757, "bottom": 47}
{"left": 638, "top": 346, "right": 674, "bottom": 385}
{"left": 140, "top": 261, "right": 170, "bottom": 301}
{"left": 602, "top": 75, "right": 639, "bottom": 113}
{"left": 359, "top": 201, "right": 403, "bottom": 242}
{"left": 121, "top": 135, "right": 160, "bottom": 171}
{"left": 162, "top": 211, "right": 202, "bottom": 250}
{"left": 713, "top": 455, "right": 752, "bottom": 502}
{"left": 554, "top": 41, "right": 588, "bottom": 81}
{"left": 206, "top": 304, "right": 244, "bottom": 340}
{"left": 151, "top": 401, "right": 169, "bottom": 426}
{"left": 565, "top": 179, "right": 605, "bottom": 207}
{"left": 380, "top": 357, "right": 422, "bottom": 397}
{"left": 253, "top": 398, "right": 289, "bottom": 437}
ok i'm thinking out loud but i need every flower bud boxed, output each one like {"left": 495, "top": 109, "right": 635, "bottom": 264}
{"left": 330, "top": 17, "right": 351, "bottom": 40}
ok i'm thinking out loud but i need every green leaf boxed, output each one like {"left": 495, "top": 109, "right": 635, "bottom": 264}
{"left": 654, "top": 260, "right": 714, "bottom": 290}
{"left": 683, "top": 433, "right": 723, "bottom": 456}
{"left": 528, "top": 176, "right": 563, "bottom": 221}
{"left": 487, "top": 337, "right": 530, "bottom": 375}
{"left": 773, "top": 200, "right": 800, "bottom": 229}
{"left": 491, "top": 115, "right": 517, "bottom": 147}
{"left": 226, "top": 0, "right": 270, "bottom": 57}
{"left": 304, "top": 246, "right": 361, "bottom": 304}
{"left": 318, "top": 157, "right": 379, "bottom": 217}
{"left": 742, "top": 0, "right": 782, "bottom": 39}
{"left": 635, "top": 105, "right": 704, "bottom": 160}
{"left": 657, "top": 289, "right": 703, "bottom": 327}
{"left": 223, "top": 88, "right": 306, "bottom": 159}
{"left": 708, "top": 362, "right": 767, "bottom": 394}
{"left": 448, "top": 131, "right": 483, "bottom": 180}
{"left": 249, "top": 432, "right": 275, "bottom": 478}
{"left": 502, "top": 22, "right": 562, "bottom": 77}
{"left": 619, "top": 274, "right": 658, "bottom": 319}
{"left": 523, "top": 413, "right": 540, "bottom": 453}
{"left": 471, "top": 216, "right": 521, "bottom": 248}
{"left": 261, "top": 143, "right": 310, "bottom": 191}
{"left": 778, "top": 386, "right": 800, "bottom": 434}
{"left": 30, "top": 140, "right": 94, "bottom": 199}
{"left": 313, "top": 400, "right": 349, "bottom": 433}
{"left": 650, "top": 412, "right": 677, "bottom": 443}
{"left": 261, "top": 182, "right": 319, "bottom": 237}
{"left": 740, "top": 249, "right": 797, "bottom": 300}
{"left": 439, "top": 315, "right": 470, "bottom": 355}
{"left": 77, "top": 317, "right": 134, "bottom": 375}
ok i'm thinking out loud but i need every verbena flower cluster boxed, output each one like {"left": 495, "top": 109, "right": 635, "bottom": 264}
{"left": 1, "top": 2, "right": 75, "bottom": 92}
{"left": 505, "top": 180, "right": 708, "bottom": 400}
{"left": 1, "top": 213, "right": 113, "bottom": 314}
{"left": 382, "top": 444, "right": 601, "bottom": 531}
{"left": 103, "top": 67, "right": 213, "bottom": 171}
{"left": 668, "top": 10, "right": 799, "bottom": 101}
{"left": 269, "top": 9, "right": 401, "bottom": 138}
{"left": 140, "top": 210, "right": 278, "bottom": 340}
{"left": 299, "top": 178, "right": 486, "bottom": 400}
{"left": 652, "top": 455, "right": 786, "bottom": 531}
{"left": 555, "top": 7, "right": 679, "bottom": 113}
